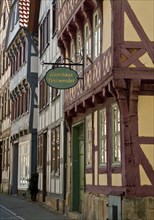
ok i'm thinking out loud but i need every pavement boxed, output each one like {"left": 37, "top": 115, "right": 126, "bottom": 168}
{"left": 0, "top": 194, "right": 69, "bottom": 220}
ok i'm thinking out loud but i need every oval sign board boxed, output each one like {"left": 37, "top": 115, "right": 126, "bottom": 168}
{"left": 45, "top": 67, "right": 79, "bottom": 89}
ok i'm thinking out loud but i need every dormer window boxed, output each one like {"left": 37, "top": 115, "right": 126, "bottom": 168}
{"left": 10, "top": 2, "right": 18, "bottom": 31}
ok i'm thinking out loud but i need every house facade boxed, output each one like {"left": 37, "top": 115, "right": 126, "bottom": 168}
{"left": 57, "top": 0, "right": 154, "bottom": 219}
{"left": 5, "top": 0, "right": 38, "bottom": 195}
{"left": 28, "top": 0, "right": 65, "bottom": 212}
{"left": 0, "top": 0, "right": 11, "bottom": 193}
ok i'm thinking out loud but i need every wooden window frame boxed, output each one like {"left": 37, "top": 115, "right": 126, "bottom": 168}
{"left": 51, "top": 126, "right": 60, "bottom": 175}
{"left": 40, "top": 11, "right": 50, "bottom": 55}
{"left": 76, "top": 31, "right": 82, "bottom": 73}
{"left": 85, "top": 114, "right": 93, "bottom": 167}
{"left": 84, "top": 23, "right": 91, "bottom": 66}
{"left": 111, "top": 103, "right": 121, "bottom": 166}
{"left": 93, "top": 11, "right": 101, "bottom": 59}
{"left": 52, "top": 1, "right": 57, "bottom": 37}
{"left": 99, "top": 108, "right": 107, "bottom": 166}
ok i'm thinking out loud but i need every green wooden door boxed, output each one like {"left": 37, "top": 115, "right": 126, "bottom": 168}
{"left": 78, "top": 126, "right": 84, "bottom": 212}
{"left": 72, "top": 123, "right": 84, "bottom": 212}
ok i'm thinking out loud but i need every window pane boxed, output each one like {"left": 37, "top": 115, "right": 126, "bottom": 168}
{"left": 86, "top": 115, "right": 92, "bottom": 166}
{"left": 99, "top": 108, "right": 107, "bottom": 165}
{"left": 111, "top": 104, "right": 121, "bottom": 164}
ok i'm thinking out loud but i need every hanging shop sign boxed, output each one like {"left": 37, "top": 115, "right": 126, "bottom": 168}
{"left": 45, "top": 67, "right": 79, "bottom": 89}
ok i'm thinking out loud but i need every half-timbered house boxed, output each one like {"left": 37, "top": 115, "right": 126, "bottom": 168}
{"left": 57, "top": 0, "right": 154, "bottom": 219}
{"left": 28, "top": 0, "right": 65, "bottom": 212}
{"left": 0, "top": 0, "right": 11, "bottom": 193}
{"left": 5, "top": 0, "right": 38, "bottom": 196}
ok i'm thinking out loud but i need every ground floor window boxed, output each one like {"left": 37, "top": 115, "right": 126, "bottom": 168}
{"left": 98, "top": 102, "right": 121, "bottom": 167}
{"left": 51, "top": 126, "right": 60, "bottom": 175}
{"left": 18, "top": 141, "right": 30, "bottom": 188}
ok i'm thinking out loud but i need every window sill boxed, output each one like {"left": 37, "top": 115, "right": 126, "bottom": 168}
{"left": 85, "top": 166, "right": 93, "bottom": 173}
{"left": 111, "top": 165, "right": 121, "bottom": 173}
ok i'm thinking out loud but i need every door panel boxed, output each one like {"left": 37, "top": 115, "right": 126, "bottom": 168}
{"left": 79, "top": 128, "right": 84, "bottom": 212}
{"left": 72, "top": 123, "right": 84, "bottom": 212}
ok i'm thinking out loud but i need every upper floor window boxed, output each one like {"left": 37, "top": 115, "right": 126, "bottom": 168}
{"left": 85, "top": 114, "right": 92, "bottom": 167}
{"left": 76, "top": 31, "right": 82, "bottom": 72}
{"left": 99, "top": 108, "right": 107, "bottom": 165}
{"left": 10, "top": 2, "right": 18, "bottom": 31}
{"left": 84, "top": 23, "right": 91, "bottom": 66}
{"left": 93, "top": 11, "right": 101, "bottom": 59}
{"left": 40, "top": 11, "right": 50, "bottom": 54}
{"left": 3, "top": 11, "right": 6, "bottom": 29}
{"left": 51, "top": 87, "right": 59, "bottom": 101}
{"left": 52, "top": 0, "right": 57, "bottom": 36}
{"left": 70, "top": 40, "right": 75, "bottom": 63}
{"left": 39, "top": 79, "right": 49, "bottom": 110}
{"left": 111, "top": 103, "right": 121, "bottom": 165}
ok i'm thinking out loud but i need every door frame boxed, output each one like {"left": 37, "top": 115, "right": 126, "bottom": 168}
{"left": 108, "top": 195, "right": 122, "bottom": 220}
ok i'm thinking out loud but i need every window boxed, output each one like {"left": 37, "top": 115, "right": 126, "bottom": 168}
{"left": 22, "top": 40, "right": 26, "bottom": 63}
{"left": 51, "top": 88, "right": 59, "bottom": 101}
{"left": 99, "top": 108, "right": 107, "bottom": 165}
{"left": 40, "top": 11, "right": 50, "bottom": 54}
{"left": 0, "top": 96, "right": 2, "bottom": 121}
{"left": 39, "top": 79, "right": 49, "bottom": 110}
{"left": 52, "top": 0, "right": 57, "bottom": 36}
{"left": 37, "top": 135, "right": 43, "bottom": 168}
{"left": 84, "top": 23, "right": 91, "bottom": 66}
{"left": 70, "top": 40, "right": 75, "bottom": 63}
{"left": 11, "top": 10, "right": 15, "bottom": 31}
{"left": 93, "top": 11, "right": 101, "bottom": 59}
{"left": 5, "top": 138, "right": 9, "bottom": 167}
{"left": 19, "top": 142, "right": 30, "bottom": 188}
{"left": 51, "top": 126, "right": 60, "bottom": 174}
{"left": 25, "top": 86, "right": 29, "bottom": 112}
{"left": 2, "top": 51, "right": 5, "bottom": 74}
{"left": 6, "top": 89, "right": 10, "bottom": 116}
{"left": 15, "top": 3, "right": 19, "bottom": 24}
{"left": 85, "top": 114, "right": 92, "bottom": 167}
{"left": 3, "top": 11, "right": 6, "bottom": 29}
{"left": 111, "top": 103, "right": 121, "bottom": 164}
{"left": 2, "top": 140, "right": 5, "bottom": 169}
{"left": 76, "top": 32, "right": 82, "bottom": 72}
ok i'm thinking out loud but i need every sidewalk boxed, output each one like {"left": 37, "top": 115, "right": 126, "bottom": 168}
{"left": 0, "top": 194, "right": 68, "bottom": 220}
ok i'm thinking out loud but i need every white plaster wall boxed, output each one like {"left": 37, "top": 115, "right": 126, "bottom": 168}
{"left": 38, "top": 0, "right": 64, "bottom": 197}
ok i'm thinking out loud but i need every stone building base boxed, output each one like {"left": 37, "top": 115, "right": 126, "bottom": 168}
{"left": 45, "top": 196, "right": 65, "bottom": 213}
{"left": 82, "top": 193, "right": 154, "bottom": 220}
{"left": 1, "top": 180, "right": 10, "bottom": 193}
{"left": 122, "top": 197, "right": 154, "bottom": 220}
{"left": 82, "top": 193, "right": 108, "bottom": 220}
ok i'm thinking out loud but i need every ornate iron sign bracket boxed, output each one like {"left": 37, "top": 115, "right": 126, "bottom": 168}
{"left": 41, "top": 50, "right": 85, "bottom": 89}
